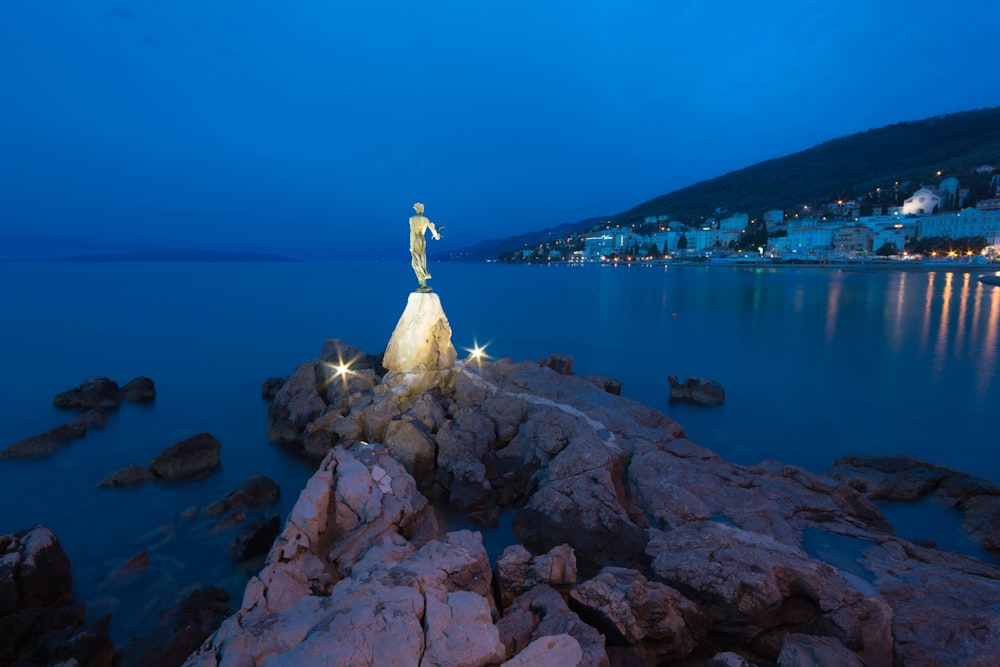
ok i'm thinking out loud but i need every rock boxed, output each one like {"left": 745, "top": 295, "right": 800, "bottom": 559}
{"left": 646, "top": 522, "right": 892, "bottom": 665}
{"left": 120, "top": 376, "right": 156, "bottom": 403}
{"left": 97, "top": 464, "right": 155, "bottom": 488}
{"left": 495, "top": 544, "right": 577, "bottom": 609}
{"left": 501, "top": 634, "right": 583, "bottom": 667}
{"left": 229, "top": 513, "right": 281, "bottom": 562}
{"left": 149, "top": 433, "right": 221, "bottom": 481}
{"left": 183, "top": 444, "right": 510, "bottom": 667}
{"left": 114, "top": 551, "right": 150, "bottom": 579}
{"left": 704, "top": 652, "right": 757, "bottom": 667}
{"left": 382, "top": 291, "right": 457, "bottom": 373}
{"left": 569, "top": 566, "right": 704, "bottom": 664}
{"left": 586, "top": 374, "right": 622, "bottom": 395}
{"left": 0, "top": 526, "right": 115, "bottom": 667}
{"left": 203, "top": 476, "right": 281, "bottom": 517}
{"left": 260, "top": 376, "right": 285, "bottom": 401}
{"left": 53, "top": 377, "right": 122, "bottom": 410}
{"left": 266, "top": 362, "right": 326, "bottom": 449}
{"left": 830, "top": 455, "right": 1000, "bottom": 554}
{"left": 777, "top": 633, "right": 867, "bottom": 667}
{"left": 539, "top": 354, "right": 574, "bottom": 375}
{"left": 1, "top": 409, "right": 107, "bottom": 459}
{"left": 497, "top": 585, "right": 609, "bottom": 667}
{"left": 667, "top": 373, "right": 725, "bottom": 405}
{"left": 120, "top": 587, "right": 230, "bottom": 667}
{"left": 382, "top": 417, "right": 437, "bottom": 485}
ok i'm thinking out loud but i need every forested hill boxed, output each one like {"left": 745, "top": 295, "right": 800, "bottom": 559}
{"left": 439, "top": 106, "right": 1000, "bottom": 261}
{"left": 612, "top": 106, "right": 1000, "bottom": 227}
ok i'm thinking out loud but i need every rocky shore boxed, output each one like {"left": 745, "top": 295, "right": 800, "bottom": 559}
{"left": 180, "top": 338, "right": 1000, "bottom": 666}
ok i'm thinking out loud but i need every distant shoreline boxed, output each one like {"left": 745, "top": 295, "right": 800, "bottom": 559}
{"left": 46, "top": 248, "right": 300, "bottom": 263}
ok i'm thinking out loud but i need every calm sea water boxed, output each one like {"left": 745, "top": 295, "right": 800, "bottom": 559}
{"left": 1, "top": 260, "right": 998, "bottom": 640}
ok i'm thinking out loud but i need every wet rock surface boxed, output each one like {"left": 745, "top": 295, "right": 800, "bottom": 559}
{"left": 1, "top": 408, "right": 108, "bottom": 459}
{"left": 667, "top": 373, "right": 726, "bottom": 405}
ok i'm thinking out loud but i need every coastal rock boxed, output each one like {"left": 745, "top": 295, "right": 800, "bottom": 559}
{"left": 229, "top": 513, "right": 281, "bottom": 562}
{"left": 497, "top": 584, "right": 609, "bottom": 667}
{"left": 830, "top": 455, "right": 1000, "bottom": 553}
{"left": 0, "top": 526, "right": 115, "bottom": 667}
{"left": 183, "top": 444, "right": 515, "bottom": 667}
{"left": 0, "top": 409, "right": 107, "bottom": 459}
{"left": 382, "top": 291, "right": 457, "bottom": 373}
{"left": 569, "top": 566, "right": 704, "bottom": 664}
{"left": 120, "top": 587, "right": 230, "bottom": 667}
{"left": 777, "top": 633, "right": 867, "bottom": 667}
{"left": 149, "top": 433, "right": 221, "bottom": 481}
{"left": 235, "top": 343, "right": 1000, "bottom": 666}
{"left": 98, "top": 464, "right": 155, "bottom": 488}
{"left": 266, "top": 362, "right": 326, "bottom": 449}
{"left": 120, "top": 376, "right": 156, "bottom": 403}
{"left": 53, "top": 377, "right": 122, "bottom": 410}
{"left": 495, "top": 543, "right": 577, "bottom": 609}
{"left": 260, "top": 376, "right": 285, "bottom": 401}
{"left": 203, "top": 476, "right": 281, "bottom": 517}
{"left": 500, "top": 634, "right": 583, "bottom": 667}
{"left": 667, "top": 373, "right": 725, "bottom": 405}
{"left": 646, "top": 522, "right": 893, "bottom": 665}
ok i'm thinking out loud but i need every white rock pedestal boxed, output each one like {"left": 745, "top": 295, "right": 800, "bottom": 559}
{"left": 383, "top": 291, "right": 457, "bottom": 373}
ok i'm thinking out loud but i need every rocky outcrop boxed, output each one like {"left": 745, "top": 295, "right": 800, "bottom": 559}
{"left": 1, "top": 408, "right": 108, "bottom": 459}
{"left": 830, "top": 455, "right": 1000, "bottom": 553}
{"left": 243, "top": 338, "right": 1000, "bottom": 666}
{"left": 53, "top": 375, "right": 156, "bottom": 410}
{"left": 119, "top": 587, "right": 230, "bottom": 667}
{"left": 148, "top": 433, "right": 222, "bottom": 481}
{"left": 668, "top": 373, "right": 726, "bottom": 405}
{"left": 0, "top": 526, "right": 115, "bottom": 667}
{"left": 260, "top": 377, "right": 285, "bottom": 400}
{"left": 382, "top": 292, "right": 457, "bottom": 373}
{"left": 204, "top": 476, "right": 281, "bottom": 517}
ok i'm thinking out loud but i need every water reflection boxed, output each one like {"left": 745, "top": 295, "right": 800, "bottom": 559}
{"left": 932, "top": 273, "right": 953, "bottom": 379}
{"left": 920, "top": 272, "right": 935, "bottom": 353}
{"left": 890, "top": 272, "right": 906, "bottom": 350}
{"left": 980, "top": 286, "right": 1000, "bottom": 399}
{"left": 955, "top": 273, "right": 971, "bottom": 358}
{"left": 825, "top": 277, "right": 842, "bottom": 344}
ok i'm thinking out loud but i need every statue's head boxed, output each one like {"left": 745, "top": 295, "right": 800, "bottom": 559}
{"left": 413, "top": 202, "right": 425, "bottom": 214}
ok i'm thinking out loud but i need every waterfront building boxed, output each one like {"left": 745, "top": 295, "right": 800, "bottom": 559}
{"left": 832, "top": 224, "right": 874, "bottom": 256}
{"left": 918, "top": 209, "right": 1000, "bottom": 246}
{"left": 902, "top": 187, "right": 942, "bottom": 215}
{"left": 786, "top": 225, "right": 834, "bottom": 253}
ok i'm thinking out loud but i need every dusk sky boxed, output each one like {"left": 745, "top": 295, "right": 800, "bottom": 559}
{"left": 3, "top": 1, "right": 999, "bottom": 260}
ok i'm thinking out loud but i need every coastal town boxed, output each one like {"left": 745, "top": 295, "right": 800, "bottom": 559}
{"left": 503, "top": 165, "right": 1000, "bottom": 265}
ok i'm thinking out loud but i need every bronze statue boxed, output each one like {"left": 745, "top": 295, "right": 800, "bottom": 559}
{"left": 409, "top": 202, "right": 442, "bottom": 291}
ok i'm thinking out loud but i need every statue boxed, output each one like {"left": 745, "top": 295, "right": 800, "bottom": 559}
{"left": 409, "top": 202, "right": 442, "bottom": 292}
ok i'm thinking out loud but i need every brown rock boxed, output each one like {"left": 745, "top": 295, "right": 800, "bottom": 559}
{"left": 260, "top": 376, "right": 285, "bottom": 401}
{"left": 229, "top": 513, "right": 281, "bottom": 562}
{"left": 53, "top": 376, "right": 122, "bottom": 410}
{"left": 587, "top": 374, "right": 622, "bottom": 395}
{"left": 203, "top": 476, "right": 281, "bottom": 517}
{"left": 98, "top": 464, "right": 155, "bottom": 488}
{"left": 149, "top": 433, "right": 221, "bottom": 481}
{"left": 539, "top": 353, "right": 574, "bottom": 375}
{"left": 496, "top": 544, "right": 577, "bottom": 609}
{"left": 120, "top": 376, "right": 156, "bottom": 403}
{"left": 778, "top": 633, "right": 866, "bottom": 667}
{"left": 266, "top": 362, "right": 326, "bottom": 449}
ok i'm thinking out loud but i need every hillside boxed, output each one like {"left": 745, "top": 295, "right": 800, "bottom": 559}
{"left": 442, "top": 106, "right": 1000, "bottom": 260}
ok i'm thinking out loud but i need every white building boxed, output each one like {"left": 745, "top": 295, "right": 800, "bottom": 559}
{"left": 902, "top": 187, "right": 942, "bottom": 215}
{"left": 582, "top": 234, "right": 615, "bottom": 260}
{"left": 786, "top": 226, "right": 834, "bottom": 253}
{"left": 918, "top": 209, "right": 1000, "bottom": 246}
{"left": 872, "top": 227, "right": 906, "bottom": 252}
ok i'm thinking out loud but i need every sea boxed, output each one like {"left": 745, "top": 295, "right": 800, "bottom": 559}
{"left": 1, "top": 260, "right": 998, "bottom": 643}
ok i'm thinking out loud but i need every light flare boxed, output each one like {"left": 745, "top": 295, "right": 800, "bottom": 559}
{"left": 463, "top": 340, "right": 491, "bottom": 365}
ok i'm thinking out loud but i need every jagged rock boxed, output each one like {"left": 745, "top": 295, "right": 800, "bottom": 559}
{"left": 53, "top": 377, "right": 122, "bottom": 410}
{"left": 646, "top": 522, "right": 893, "bottom": 665}
{"left": 382, "top": 291, "right": 457, "bottom": 373}
{"left": 705, "top": 652, "right": 757, "bottom": 667}
{"left": 497, "top": 584, "right": 609, "bottom": 667}
{"left": 183, "top": 444, "right": 511, "bottom": 667}
{"left": 97, "top": 464, "right": 155, "bottom": 488}
{"left": 114, "top": 551, "right": 150, "bottom": 579}
{"left": 382, "top": 416, "right": 437, "bottom": 484}
{"left": 569, "top": 566, "right": 704, "bottom": 664}
{"left": 203, "top": 476, "right": 281, "bottom": 517}
{"left": 495, "top": 543, "right": 577, "bottom": 609}
{"left": 266, "top": 362, "right": 326, "bottom": 449}
{"left": 0, "top": 409, "right": 107, "bottom": 459}
{"left": 830, "top": 455, "right": 1000, "bottom": 553}
{"left": 229, "top": 513, "right": 281, "bottom": 562}
{"left": 501, "top": 633, "right": 583, "bottom": 667}
{"left": 149, "top": 433, "right": 221, "bottom": 481}
{"left": 667, "top": 373, "right": 725, "bottom": 405}
{"left": 260, "top": 377, "right": 285, "bottom": 401}
{"left": 0, "top": 526, "right": 115, "bottom": 667}
{"left": 120, "top": 376, "right": 156, "bottom": 403}
{"left": 539, "top": 354, "right": 574, "bottom": 375}
{"left": 777, "top": 633, "right": 867, "bottom": 667}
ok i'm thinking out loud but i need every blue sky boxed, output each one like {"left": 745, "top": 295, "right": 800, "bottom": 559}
{"left": 2, "top": 1, "right": 999, "bottom": 260}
